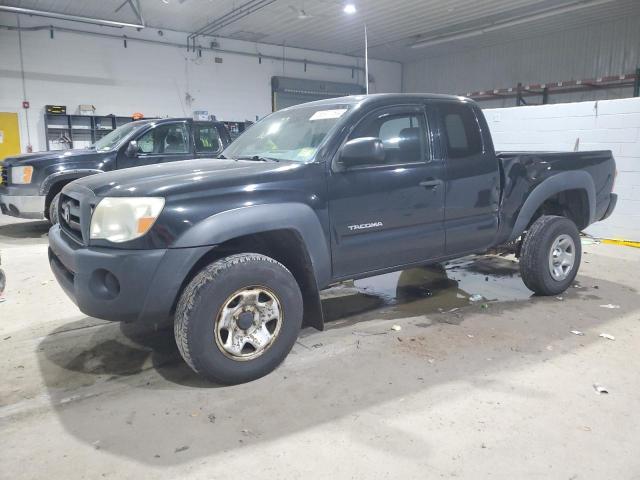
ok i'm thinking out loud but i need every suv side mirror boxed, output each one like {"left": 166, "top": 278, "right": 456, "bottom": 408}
{"left": 125, "top": 140, "right": 138, "bottom": 157}
{"left": 339, "top": 137, "right": 385, "bottom": 167}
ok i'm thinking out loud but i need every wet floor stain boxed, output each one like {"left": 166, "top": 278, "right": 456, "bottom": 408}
{"left": 321, "top": 255, "right": 540, "bottom": 327}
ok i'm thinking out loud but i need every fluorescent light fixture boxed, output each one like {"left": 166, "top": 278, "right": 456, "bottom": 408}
{"left": 343, "top": 3, "right": 357, "bottom": 14}
{"left": 0, "top": 5, "right": 145, "bottom": 29}
{"left": 410, "top": 0, "right": 616, "bottom": 49}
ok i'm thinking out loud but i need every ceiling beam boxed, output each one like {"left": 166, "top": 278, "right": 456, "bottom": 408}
{"left": 115, "top": 0, "right": 145, "bottom": 27}
{"left": 0, "top": 5, "right": 145, "bottom": 29}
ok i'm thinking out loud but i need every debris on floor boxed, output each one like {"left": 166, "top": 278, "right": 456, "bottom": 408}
{"left": 599, "top": 304, "right": 620, "bottom": 309}
{"left": 599, "top": 333, "right": 615, "bottom": 341}
{"left": 593, "top": 384, "right": 609, "bottom": 395}
{"left": 469, "top": 294, "right": 484, "bottom": 302}
{"left": 391, "top": 325, "right": 402, "bottom": 331}
{"left": 570, "top": 330, "right": 585, "bottom": 336}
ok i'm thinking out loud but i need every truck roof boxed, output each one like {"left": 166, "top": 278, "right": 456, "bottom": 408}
{"left": 128, "top": 117, "right": 223, "bottom": 127}
{"left": 281, "top": 93, "right": 472, "bottom": 111}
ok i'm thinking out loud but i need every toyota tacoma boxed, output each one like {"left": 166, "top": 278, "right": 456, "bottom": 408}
{"left": 47, "top": 94, "right": 617, "bottom": 384}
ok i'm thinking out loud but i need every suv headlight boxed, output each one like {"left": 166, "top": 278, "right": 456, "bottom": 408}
{"left": 90, "top": 197, "right": 165, "bottom": 243}
{"left": 11, "top": 166, "right": 34, "bottom": 184}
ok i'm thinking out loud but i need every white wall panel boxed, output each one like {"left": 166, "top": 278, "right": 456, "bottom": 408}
{"left": 484, "top": 97, "right": 640, "bottom": 241}
{"left": 0, "top": 18, "right": 401, "bottom": 153}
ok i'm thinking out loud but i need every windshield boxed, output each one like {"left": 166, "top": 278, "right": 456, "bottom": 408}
{"left": 93, "top": 122, "right": 147, "bottom": 152}
{"left": 222, "top": 104, "right": 351, "bottom": 162}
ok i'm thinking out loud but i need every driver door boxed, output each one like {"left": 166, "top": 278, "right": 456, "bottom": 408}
{"left": 118, "top": 121, "right": 193, "bottom": 168}
{"left": 328, "top": 105, "right": 446, "bottom": 279}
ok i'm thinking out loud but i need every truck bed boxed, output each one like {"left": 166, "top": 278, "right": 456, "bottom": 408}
{"left": 495, "top": 150, "right": 616, "bottom": 244}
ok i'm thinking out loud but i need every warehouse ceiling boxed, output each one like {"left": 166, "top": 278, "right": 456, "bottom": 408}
{"left": 1, "top": 0, "right": 640, "bottom": 62}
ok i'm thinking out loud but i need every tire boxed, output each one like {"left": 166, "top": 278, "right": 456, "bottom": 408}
{"left": 48, "top": 192, "right": 61, "bottom": 225}
{"left": 174, "top": 253, "right": 303, "bottom": 384}
{"left": 519, "top": 215, "right": 582, "bottom": 296}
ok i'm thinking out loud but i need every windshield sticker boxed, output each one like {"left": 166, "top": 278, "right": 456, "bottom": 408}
{"left": 309, "top": 109, "right": 347, "bottom": 121}
{"left": 297, "top": 148, "right": 316, "bottom": 160}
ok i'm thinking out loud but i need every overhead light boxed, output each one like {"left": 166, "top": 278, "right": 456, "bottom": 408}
{"left": 343, "top": 3, "right": 357, "bottom": 14}
{"left": 410, "top": 0, "right": 616, "bottom": 49}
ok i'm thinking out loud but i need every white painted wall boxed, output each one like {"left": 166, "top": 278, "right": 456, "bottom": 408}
{"left": 0, "top": 16, "right": 401, "bottom": 153}
{"left": 484, "top": 98, "right": 640, "bottom": 241}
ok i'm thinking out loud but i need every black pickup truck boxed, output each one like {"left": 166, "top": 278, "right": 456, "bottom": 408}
{"left": 0, "top": 118, "right": 231, "bottom": 222}
{"left": 48, "top": 94, "right": 617, "bottom": 384}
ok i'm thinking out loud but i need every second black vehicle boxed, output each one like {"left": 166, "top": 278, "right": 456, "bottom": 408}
{"left": 48, "top": 94, "right": 617, "bottom": 384}
{"left": 0, "top": 118, "right": 231, "bottom": 222}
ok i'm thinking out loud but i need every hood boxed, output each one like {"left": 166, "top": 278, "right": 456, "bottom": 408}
{"left": 73, "top": 158, "right": 305, "bottom": 197}
{"left": 3, "top": 149, "right": 96, "bottom": 166}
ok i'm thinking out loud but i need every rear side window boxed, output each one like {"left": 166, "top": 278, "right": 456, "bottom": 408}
{"left": 439, "top": 103, "right": 483, "bottom": 159}
{"left": 194, "top": 125, "right": 222, "bottom": 154}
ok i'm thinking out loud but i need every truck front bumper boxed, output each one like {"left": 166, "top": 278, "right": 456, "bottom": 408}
{"left": 0, "top": 186, "right": 45, "bottom": 219}
{"left": 48, "top": 225, "right": 211, "bottom": 324}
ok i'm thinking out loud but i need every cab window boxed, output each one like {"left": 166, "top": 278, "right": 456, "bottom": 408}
{"left": 349, "top": 111, "right": 427, "bottom": 165}
{"left": 439, "top": 103, "right": 483, "bottom": 159}
{"left": 136, "top": 123, "right": 189, "bottom": 155}
{"left": 194, "top": 125, "right": 222, "bottom": 154}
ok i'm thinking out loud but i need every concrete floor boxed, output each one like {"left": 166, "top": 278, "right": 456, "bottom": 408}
{"left": 1, "top": 215, "right": 639, "bottom": 480}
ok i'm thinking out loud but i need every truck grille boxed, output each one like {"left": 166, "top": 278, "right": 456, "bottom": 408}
{"left": 59, "top": 194, "right": 84, "bottom": 243}
{"left": 0, "top": 165, "right": 7, "bottom": 185}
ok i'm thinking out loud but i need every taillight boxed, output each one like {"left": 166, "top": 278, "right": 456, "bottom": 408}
{"left": 613, "top": 169, "right": 618, "bottom": 191}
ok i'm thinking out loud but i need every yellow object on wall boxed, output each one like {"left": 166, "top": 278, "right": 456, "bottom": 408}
{"left": 0, "top": 112, "right": 21, "bottom": 161}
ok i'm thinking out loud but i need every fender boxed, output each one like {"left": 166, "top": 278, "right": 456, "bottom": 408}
{"left": 173, "top": 202, "right": 331, "bottom": 331}
{"left": 173, "top": 202, "right": 332, "bottom": 288}
{"left": 509, "top": 170, "right": 596, "bottom": 241}
{"left": 39, "top": 169, "right": 103, "bottom": 196}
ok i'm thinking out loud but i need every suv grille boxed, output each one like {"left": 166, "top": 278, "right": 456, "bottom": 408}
{"left": 0, "top": 165, "right": 7, "bottom": 185}
{"left": 59, "top": 194, "right": 83, "bottom": 243}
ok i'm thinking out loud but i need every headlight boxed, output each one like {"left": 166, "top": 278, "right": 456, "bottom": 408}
{"left": 90, "top": 197, "right": 165, "bottom": 243}
{"left": 11, "top": 166, "right": 34, "bottom": 184}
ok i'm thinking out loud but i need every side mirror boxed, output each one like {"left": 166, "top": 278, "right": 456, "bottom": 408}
{"left": 339, "top": 137, "right": 385, "bottom": 167}
{"left": 125, "top": 140, "right": 138, "bottom": 157}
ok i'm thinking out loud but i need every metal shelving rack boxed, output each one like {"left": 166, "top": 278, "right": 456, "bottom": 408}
{"left": 44, "top": 114, "right": 134, "bottom": 150}
{"left": 462, "top": 69, "right": 640, "bottom": 106}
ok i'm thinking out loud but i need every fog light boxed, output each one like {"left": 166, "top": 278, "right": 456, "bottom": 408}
{"left": 89, "top": 269, "right": 120, "bottom": 300}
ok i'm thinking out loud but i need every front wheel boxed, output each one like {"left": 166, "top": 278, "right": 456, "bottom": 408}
{"left": 48, "top": 192, "right": 61, "bottom": 225}
{"left": 174, "top": 253, "right": 303, "bottom": 384}
{"left": 519, "top": 215, "right": 582, "bottom": 295}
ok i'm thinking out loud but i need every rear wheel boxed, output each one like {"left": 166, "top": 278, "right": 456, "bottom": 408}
{"left": 519, "top": 215, "right": 582, "bottom": 295}
{"left": 174, "top": 253, "right": 303, "bottom": 384}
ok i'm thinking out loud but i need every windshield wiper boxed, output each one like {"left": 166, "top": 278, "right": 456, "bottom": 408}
{"left": 236, "top": 155, "right": 280, "bottom": 163}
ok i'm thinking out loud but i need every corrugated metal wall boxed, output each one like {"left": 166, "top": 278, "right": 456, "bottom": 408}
{"left": 403, "top": 15, "right": 640, "bottom": 108}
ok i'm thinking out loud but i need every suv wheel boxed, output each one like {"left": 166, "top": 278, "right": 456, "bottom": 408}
{"left": 519, "top": 215, "right": 582, "bottom": 295}
{"left": 48, "top": 192, "right": 61, "bottom": 225}
{"left": 174, "top": 253, "right": 303, "bottom": 384}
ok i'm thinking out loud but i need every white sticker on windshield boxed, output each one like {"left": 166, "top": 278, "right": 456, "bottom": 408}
{"left": 309, "top": 109, "right": 347, "bottom": 121}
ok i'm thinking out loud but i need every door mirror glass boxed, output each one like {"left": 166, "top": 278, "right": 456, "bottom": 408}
{"left": 339, "top": 137, "right": 385, "bottom": 167}
{"left": 125, "top": 140, "right": 138, "bottom": 157}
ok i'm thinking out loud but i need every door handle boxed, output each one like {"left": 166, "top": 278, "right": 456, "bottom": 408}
{"left": 419, "top": 179, "right": 441, "bottom": 189}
